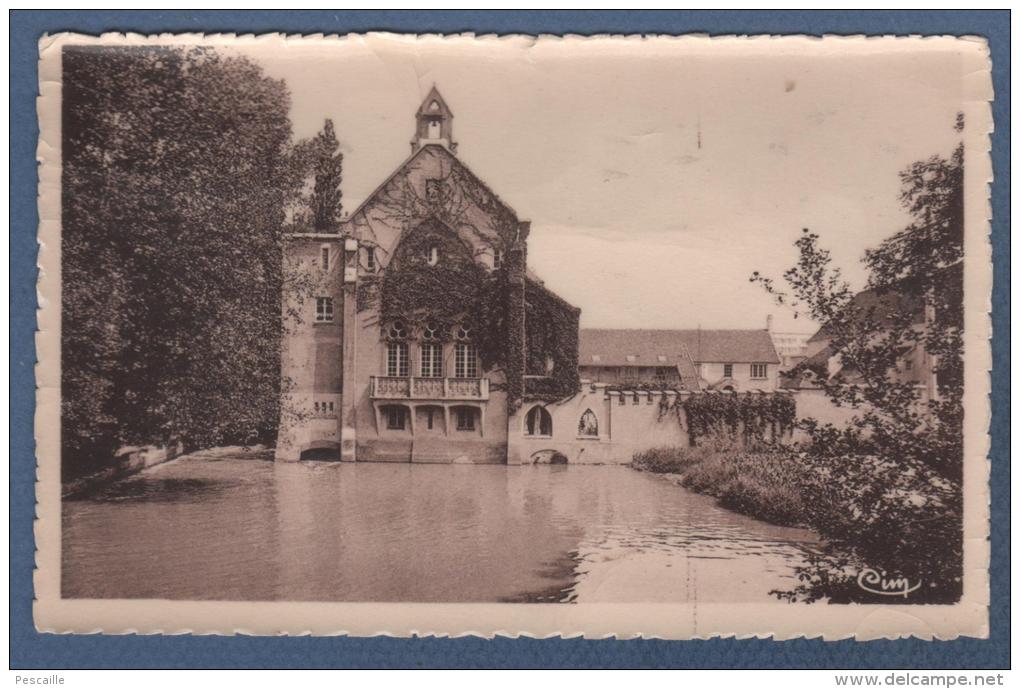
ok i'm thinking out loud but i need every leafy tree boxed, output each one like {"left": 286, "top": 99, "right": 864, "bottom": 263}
{"left": 752, "top": 139, "right": 964, "bottom": 603}
{"left": 309, "top": 118, "right": 344, "bottom": 232}
{"left": 62, "top": 46, "right": 304, "bottom": 478}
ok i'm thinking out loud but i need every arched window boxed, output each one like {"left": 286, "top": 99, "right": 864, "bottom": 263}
{"left": 426, "top": 244, "right": 439, "bottom": 266}
{"left": 525, "top": 406, "right": 553, "bottom": 437}
{"left": 578, "top": 409, "right": 599, "bottom": 437}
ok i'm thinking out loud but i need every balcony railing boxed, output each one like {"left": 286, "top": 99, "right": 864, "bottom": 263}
{"left": 370, "top": 376, "right": 490, "bottom": 401}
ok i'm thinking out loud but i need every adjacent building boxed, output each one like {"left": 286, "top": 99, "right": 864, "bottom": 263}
{"left": 578, "top": 328, "right": 781, "bottom": 392}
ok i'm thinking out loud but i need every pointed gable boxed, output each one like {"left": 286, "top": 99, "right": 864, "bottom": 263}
{"left": 344, "top": 145, "right": 522, "bottom": 266}
{"left": 416, "top": 85, "right": 454, "bottom": 118}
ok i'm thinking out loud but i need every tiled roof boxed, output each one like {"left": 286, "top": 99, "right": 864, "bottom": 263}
{"left": 579, "top": 328, "right": 781, "bottom": 366}
{"left": 808, "top": 286, "right": 926, "bottom": 343}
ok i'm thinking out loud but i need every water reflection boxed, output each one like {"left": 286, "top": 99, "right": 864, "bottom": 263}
{"left": 62, "top": 454, "right": 815, "bottom": 603}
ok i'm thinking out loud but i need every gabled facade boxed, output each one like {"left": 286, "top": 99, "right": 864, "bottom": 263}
{"left": 276, "top": 88, "right": 580, "bottom": 463}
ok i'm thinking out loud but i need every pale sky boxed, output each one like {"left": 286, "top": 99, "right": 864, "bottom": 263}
{"left": 237, "top": 35, "right": 966, "bottom": 332}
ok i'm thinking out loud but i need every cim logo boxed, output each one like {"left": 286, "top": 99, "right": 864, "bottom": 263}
{"left": 856, "top": 569, "right": 922, "bottom": 598}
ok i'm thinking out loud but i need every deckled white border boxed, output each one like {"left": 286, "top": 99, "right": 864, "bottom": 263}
{"left": 33, "top": 32, "right": 993, "bottom": 640}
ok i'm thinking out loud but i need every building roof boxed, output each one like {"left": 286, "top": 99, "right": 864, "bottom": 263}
{"left": 416, "top": 85, "right": 453, "bottom": 118}
{"left": 578, "top": 328, "right": 781, "bottom": 366}
{"left": 808, "top": 286, "right": 926, "bottom": 343}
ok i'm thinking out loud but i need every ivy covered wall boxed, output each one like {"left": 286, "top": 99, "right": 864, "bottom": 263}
{"left": 524, "top": 279, "right": 581, "bottom": 403}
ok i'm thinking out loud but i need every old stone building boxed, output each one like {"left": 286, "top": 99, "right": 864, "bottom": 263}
{"left": 276, "top": 87, "right": 580, "bottom": 463}
{"left": 277, "top": 88, "right": 790, "bottom": 465}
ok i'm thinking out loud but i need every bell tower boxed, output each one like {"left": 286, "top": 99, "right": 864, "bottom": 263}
{"left": 411, "top": 85, "right": 456, "bottom": 154}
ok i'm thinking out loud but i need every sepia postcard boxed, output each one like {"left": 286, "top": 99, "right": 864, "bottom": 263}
{"left": 35, "top": 32, "right": 993, "bottom": 639}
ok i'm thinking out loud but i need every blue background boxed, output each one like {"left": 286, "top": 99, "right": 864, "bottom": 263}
{"left": 9, "top": 10, "right": 1010, "bottom": 669}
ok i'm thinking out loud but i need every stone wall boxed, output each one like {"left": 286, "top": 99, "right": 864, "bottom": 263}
{"left": 507, "top": 385, "right": 692, "bottom": 465}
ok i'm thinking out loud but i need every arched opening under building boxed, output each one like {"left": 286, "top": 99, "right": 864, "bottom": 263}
{"left": 530, "top": 449, "right": 568, "bottom": 465}
{"left": 299, "top": 445, "right": 341, "bottom": 462}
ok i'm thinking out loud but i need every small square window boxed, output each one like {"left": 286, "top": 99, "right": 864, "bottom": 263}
{"left": 365, "top": 247, "right": 377, "bottom": 272}
{"left": 315, "top": 297, "right": 334, "bottom": 323}
{"left": 455, "top": 408, "right": 475, "bottom": 431}
{"left": 386, "top": 406, "right": 407, "bottom": 430}
{"left": 723, "top": 363, "right": 733, "bottom": 378}
{"left": 751, "top": 363, "right": 768, "bottom": 379}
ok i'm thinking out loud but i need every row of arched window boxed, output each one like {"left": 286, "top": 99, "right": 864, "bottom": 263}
{"left": 524, "top": 405, "right": 598, "bottom": 438}
{"left": 385, "top": 341, "right": 478, "bottom": 378}
{"left": 384, "top": 321, "right": 478, "bottom": 379}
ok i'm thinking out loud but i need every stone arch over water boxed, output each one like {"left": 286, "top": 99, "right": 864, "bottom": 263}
{"left": 530, "top": 449, "right": 568, "bottom": 465}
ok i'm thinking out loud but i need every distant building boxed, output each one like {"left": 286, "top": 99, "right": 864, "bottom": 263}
{"left": 781, "top": 283, "right": 935, "bottom": 395}
{"left": 578, "top": 328, "right": 782, "bottom": 392}
{"left": 769, "top": 332, "right": 813, "bottom": 374}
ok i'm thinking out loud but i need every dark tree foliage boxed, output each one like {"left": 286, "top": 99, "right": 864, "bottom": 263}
{"left": 62, "top": 46, "right": 302, "bottom": 478}
{"left": 752, "top": 140, "right": 965, "bottom": 603}
{"left": 309, "top": 119, "right": 344, "bottom": 232}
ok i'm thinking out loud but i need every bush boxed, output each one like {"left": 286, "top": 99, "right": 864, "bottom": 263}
{"left": 632, "top": 443, "right": 807, "bottom": 527}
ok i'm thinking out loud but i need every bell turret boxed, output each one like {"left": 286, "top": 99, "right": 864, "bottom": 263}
{"left": 411, "top": 85, "right": 456, "bottom": 154}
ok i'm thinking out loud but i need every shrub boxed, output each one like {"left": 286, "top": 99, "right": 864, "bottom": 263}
{"left": 632, "top": 443, "right": 808, "bottom": 528}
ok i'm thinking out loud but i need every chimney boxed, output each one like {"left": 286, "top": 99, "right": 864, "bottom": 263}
{"left": 766, "top": 314, "right": 774, "bottom": 333}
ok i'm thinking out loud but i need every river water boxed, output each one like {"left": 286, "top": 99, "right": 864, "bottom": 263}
{"left": 62, "top": 450, "right": 816, "bottom": 603}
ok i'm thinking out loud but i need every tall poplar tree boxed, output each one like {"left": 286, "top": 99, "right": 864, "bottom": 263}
{"left": 309, "top": 118, "right": 344, "bottom": 232}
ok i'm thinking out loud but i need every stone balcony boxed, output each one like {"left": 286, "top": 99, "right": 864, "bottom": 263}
{"left": 370, "top": 376, "right": 490, "bottom": 401}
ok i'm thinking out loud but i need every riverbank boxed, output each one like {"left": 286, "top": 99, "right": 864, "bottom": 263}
{"left": 62, "top": 444, "right": 272, "bottom": 499}
{"left": 631, "top": 445, "right": 808, "bottom": 528}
